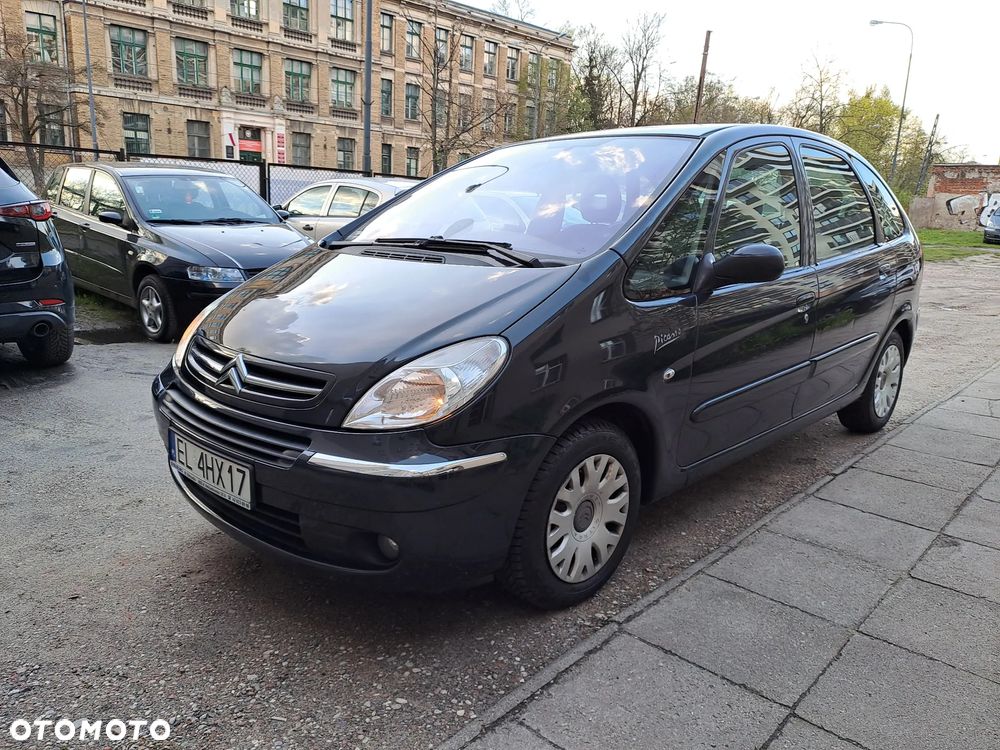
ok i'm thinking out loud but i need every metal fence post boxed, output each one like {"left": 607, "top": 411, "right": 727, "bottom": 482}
{"left": 116, "top": 149, "right": 127, "bottom": 162}
{"left": 259, "top": 161, "right": 269, "bottom": 202}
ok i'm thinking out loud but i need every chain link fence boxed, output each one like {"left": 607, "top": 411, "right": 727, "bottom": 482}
{"left": 0, "top": 142, "right": 123, "bottom": 196}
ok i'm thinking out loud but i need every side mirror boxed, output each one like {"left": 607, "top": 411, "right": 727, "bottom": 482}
{"left": 695, "top": 244, "right": 785, "bottom": 293}
{"left": 275, "top": 209, "right": 290, "bottom": 221}
{"left": 98, "top": 210, "right": 124, "bottom": 226}
{"left": 272, "top": 203, "right": 285, "bottom": 211}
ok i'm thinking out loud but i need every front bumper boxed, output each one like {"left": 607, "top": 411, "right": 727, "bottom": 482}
{"left": 159, "top": 276, "right": 241, "bottom": 324}
{"left": 152, "top": 365, "right": 554, "bottom": 591}
{"left": 984, "top": 229, "right": 1000, "bottom": 245}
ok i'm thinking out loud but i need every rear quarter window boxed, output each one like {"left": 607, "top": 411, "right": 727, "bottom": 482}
{"left": 852, "top": 160, "right": 905, "bottom": 241}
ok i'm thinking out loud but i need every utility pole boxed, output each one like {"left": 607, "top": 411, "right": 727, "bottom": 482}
{"left": 361, "top": 0, "right": 373, "bottom": 174}
{"left": 870, "top": 20, "right": 913, "bottom": 183}
{"left": 914, "top": 113, "right": 938, "bottom": 196}
{"left": 80, "top": 0, "right": 100, "bottom": 151}
{"left": 692, "top": 30, "right": 711, "bottom": 124}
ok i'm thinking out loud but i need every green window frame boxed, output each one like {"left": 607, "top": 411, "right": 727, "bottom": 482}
{"left": 122, "top": 112, "right": 151, "bottom": 155}
{"left": 175, "top": 38, "right": 208, "bottom": 86}
{"left": 336, "top": 138, "right": 355, "bottom": 170}
{"left": 110, "top": 26, "right": 148, "bottom": 77}
{"left": 233, "top": 49, "right": 263, "bottom": 94}
{"left": 404, "top": 83, "right": 419, "bottom": 120}
{"left": 186, "top": 120, "right": 211, "bottom": 157}
{"left": 405, "top": 147, "right": 419, "bottom": 177}
{"left": 380, "top": 78, "right": 393, "bottom": 116}
{"left": 284, "top": 59, "right": 312, "bottom": 102}
{"left": 331, "top": 0, "right": 353, "bottom": 40}
{"left": 25, "top": 12, "right": 58, "bottom": 64}
{"left": 282, "top": 0, "right": 309, "bottom": 31}
{"left": 39, "top": 105, "right": 65, "bottom": 146}
{"left": 381, "top": 143, "right": 392, "bottom": 174}
{"left": 331, "top": 67, "right": 356, "bottom": 108}
{"left": 291, "top": 132, "right": 311, "bottom": 165}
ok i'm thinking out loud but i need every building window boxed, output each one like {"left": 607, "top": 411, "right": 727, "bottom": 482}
{"left": 380, "top": 78, "right": 393, "bottom": 116}
{"left": 506, "top": 47, "right": 519, "bottom": 81}
{"left": 186, "top": 120, "right": 210, "bottom": 157}
{"left": 230, "top": 0, "right": 259, "bottom": 19}
{"left": 122, "top": 113, "right": 151, "bottom": 155}
{"left": 233, "top": 49, "right": 263, "bottom": 94}
{"left": 459, "top": 35, "right": 474, "bottom": 71}
{"left": 24, "top": 12, "right": 58, "bottom": 64}
{"left": 381, "top": 143, "right": 392, "bottom": 174}
{"left": 337, "top": 137, "right": 355, "bottom": 170}
{"left": 435, "top": 28, "right": 449, "bottom": 64}
{"left": 481, "top": 97, "right": 495, "bottom": 134}
{"left": 175, "top": 39, "right": 208, "bottom": 86}
{"left": 527, "top": 52, "right": 539, "bottom": 85}
{"left": 545, "top": 103, "right": 556, "bottom": 134}
{"left": 284, "top": 59, "right": 311, "bottom": 101}
{"left": 504, "top": 103, "right": 516, "bottom": 135}
{"left": 331, "top": 67, "right": 355, "bottom": 108}
{"left": 291, "top": 132, "right": 311, "bottom": 165}
{"left": 458, "top": 92, "right": 472, "bottom": 129}
{"left": 405, "top": 20, "right": 421, "bottom": 59}
{"left": 433, "top": 90, "right": 445, "bottom": 127}
{"left": 380, "top": 13, "right": 393, "bottom": 53}
{"left": 547, "top": 57, "right": 558, "bottom": 89}
{"left": 525, "top": 101, "right": 537, "bottom": 137}
{"left": 39, "top": 106, "right": 64, "bottom": 146}
{"left": 283, "top": 0, "right": 309, "bottom": 31}
{"left": 404, "top": 83, "right": 419, "bottom": 120}
{"left": 331, "top": 0, "right": 353, "bottom": 41}
{"left": 406, "top": 147, "right": 419, "bottom": 177}
{"left": 110, "top": 26, "right": 148, "bottom": 77}
{"left": 484, "top": 41, "right": 497, "bottom": 76}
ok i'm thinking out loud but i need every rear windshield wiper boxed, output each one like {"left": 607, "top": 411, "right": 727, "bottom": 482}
{"left": 373, "top": 237, "right": 544, "bottom": 268}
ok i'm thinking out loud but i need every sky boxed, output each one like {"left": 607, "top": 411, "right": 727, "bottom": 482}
{"left": 465, "top": 0, "right": 997, "bottom": 164}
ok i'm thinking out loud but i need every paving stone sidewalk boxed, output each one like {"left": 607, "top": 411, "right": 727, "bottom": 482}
{"left": 446, "top": 368, "right": 1000, "bottom": 750}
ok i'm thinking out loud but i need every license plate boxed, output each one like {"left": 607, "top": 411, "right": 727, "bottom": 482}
{"left": 169, "top": 432, "right": 253, "bottom": 510}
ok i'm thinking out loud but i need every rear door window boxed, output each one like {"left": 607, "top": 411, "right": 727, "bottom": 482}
{"left": 60, "top": 167, "right": 92, "bottom": 212}
{"left": 625, "top": 153, "right": 725, "bottom": 300}
{"left": 801, "top": 147, "right": 875, "bottom": 261}
{"left": 714, "top": 144, "right": 802, "bottom": 268}
{"left": 361, "top": 191, "right": 379, "bottom": 214}
{"left": 852, "top": 160, "right": 905, "bottom": 241}
{"left": 286, "top": 185, "right": 330, "bottom": 216}
{"left": 88, "top": 171, "right": 128, "bottom": 217}
{"left": 328, "top": 186, "right": 367, "bottom": 218}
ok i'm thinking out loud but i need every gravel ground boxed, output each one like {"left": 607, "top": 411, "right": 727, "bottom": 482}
{"left": 2, "top": 256, "right": 999, "bottom": 750}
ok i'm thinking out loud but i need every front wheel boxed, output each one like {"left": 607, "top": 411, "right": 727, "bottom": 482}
{"left": 136, "top": 275, "right": 178, "bottom": 343}
{"left": 837, "top": 331, "right": 905, "bottom": 433}
{"left": 499, "top": 419, "right": 641, "bottom": 609}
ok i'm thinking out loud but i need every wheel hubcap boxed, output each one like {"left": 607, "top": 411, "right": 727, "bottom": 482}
{"left": 873, "top": 343, "right": 902, "bottom": 418}
{"left": 547, "top": 454, "right": 629, "bottom": 584}
{"left": 139, "top": 286, "right": 163, "bottom": 334}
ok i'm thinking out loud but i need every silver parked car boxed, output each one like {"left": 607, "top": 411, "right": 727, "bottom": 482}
{"left": 276, "top": 177, "right": 418, "bottom": 241}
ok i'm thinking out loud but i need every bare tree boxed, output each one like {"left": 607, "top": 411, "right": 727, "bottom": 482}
{"left": 613, "top": 13, "right": 667, "bottom": 127}
{"left": 0, "top": 19, "right": 97, "bottom": 191}
{"left": 572, "top": 26, "right": 622, "bottom": 130}
{"left": 782, "top": 57, "right": 843, "bottom": 134}
{"left": 490, "top": 0, "right": 535, "bottom": 22}
{"left": 401, "top": 3, "right": 515, "bottom": 172}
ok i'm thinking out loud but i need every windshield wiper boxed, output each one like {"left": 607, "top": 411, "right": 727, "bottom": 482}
{"left": 146, "top": 218, "right": 205, "bottom": 225}
{"left": 204, "top": 217, "right": 269, "bottom": 225}
{"left": 373, "top": 237, "right": 544, "bottom": 268}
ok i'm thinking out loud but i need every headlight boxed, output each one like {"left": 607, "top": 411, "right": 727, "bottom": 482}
{"left": 172, "top": 297, "right": 224, "bottom": 371}
{"left": 186, "top": 266, "right": 245, "bottom": 283}
{"left": 342, "top": 337, "right": 509, "bottom": 430}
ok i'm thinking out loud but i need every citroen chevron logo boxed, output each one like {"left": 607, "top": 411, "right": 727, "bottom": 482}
{"left": 216, "top": 353, "right": 249, "bottom": 394}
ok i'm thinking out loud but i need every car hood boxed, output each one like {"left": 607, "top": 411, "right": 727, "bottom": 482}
{"left": 200, "top": 247, "right": 576, "bottom": 388}
{"left": 153, "top": 223, "right": 313, "bottom": 270}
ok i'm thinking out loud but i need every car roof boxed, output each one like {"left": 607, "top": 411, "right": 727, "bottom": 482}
{"left": 72, "top": 162, "right": 236, "bottom": 178}
{"left": 296, "top": 176, "right": 416, "bottom": 192}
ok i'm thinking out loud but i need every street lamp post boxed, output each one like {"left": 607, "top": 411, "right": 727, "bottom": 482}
{"left": 79, "top": 0, "right": 100, "bottom": 151}
{"left": 870, "top": 19, "right": 913, "bottom": 183}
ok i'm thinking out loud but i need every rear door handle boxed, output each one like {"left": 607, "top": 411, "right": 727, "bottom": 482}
{"left": 879, "top": 263, "right": 894, "bottom": 279}
{"left": 302, "top": 224, "right": 314, "bottom": 231}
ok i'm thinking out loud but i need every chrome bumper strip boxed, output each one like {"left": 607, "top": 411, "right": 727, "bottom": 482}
{"left": 307, "top": 451, "right": 507, "bottom": 478}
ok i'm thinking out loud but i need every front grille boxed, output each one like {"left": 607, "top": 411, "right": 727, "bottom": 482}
{"left": 360, "top": 249, "right": 445, "bottom": 263}
{"left": 162, "top": 387, "right": 309, "bottom": 466}
{"left": 185, "top": 336, "right": 329, "bottom": 405}
{"left": 185, "top": 477, "right": 308, "bottom": 556}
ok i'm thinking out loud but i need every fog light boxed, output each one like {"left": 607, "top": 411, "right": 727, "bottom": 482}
{"left": 377, "top": 534, "right": 400, "bottom": 560}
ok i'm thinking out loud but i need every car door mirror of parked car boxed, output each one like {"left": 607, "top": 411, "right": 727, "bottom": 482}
{"left": 98, "top": 210, "right": 124, "bottom": 226}
{"left": 694, "top": 244, "right": 786, "bottom": 294}
{"left": 275, "top": 209, "right": 290, "bottom": 221}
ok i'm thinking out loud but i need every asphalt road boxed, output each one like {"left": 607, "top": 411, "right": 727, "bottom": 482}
{"left": 2, "top": 257, "right": 999, "bottom": 750}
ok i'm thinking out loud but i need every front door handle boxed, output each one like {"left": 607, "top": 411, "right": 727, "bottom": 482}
{"left": 795, "top": 291, "right": 816, "bottom": 312}
{"left": 879, "top": 263, "right": 894, "bottom": 279}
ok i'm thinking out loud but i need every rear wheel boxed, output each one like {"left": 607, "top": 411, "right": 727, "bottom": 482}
{"left": 136, "top": 274, "right": 178, "bottom": 342}
{"left": 17, "top": 325, "right": 73, "bottom": 366}
{"left": 837, "top": 331, "right": 905, "bottom": 433}
{"left": 499, "top": 419, "right": 640, "bottom": 609}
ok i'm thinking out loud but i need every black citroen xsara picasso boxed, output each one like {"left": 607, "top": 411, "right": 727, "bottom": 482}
{"left": 153, "top": 125, "right": 921, "bottom": 608}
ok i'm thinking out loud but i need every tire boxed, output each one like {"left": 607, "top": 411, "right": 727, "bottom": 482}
{"left": 837, "top": 331, "right": 905, "bottom": 433}
{"left": 17, "top": 325, "right": 74, "bottom": 367}
{"left": 499, "top": 419, "right": 641, "bottom": 609}
{"left": 136, "top": 274, "right": 179, "bottom": 343}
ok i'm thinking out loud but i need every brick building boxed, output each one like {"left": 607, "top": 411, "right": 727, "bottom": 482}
{"left": 909, "top": 164, "right": 1000, "bottom": 230}
{"left": 5, "top": 0, "right": 574, "bottom": 176}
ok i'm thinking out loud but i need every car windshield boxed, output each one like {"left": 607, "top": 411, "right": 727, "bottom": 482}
{"left": 349, "top": 135, "right": 696, "bottom": 261}
{"left": 123, "top": 174, "right": 277, "bottom": 224}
